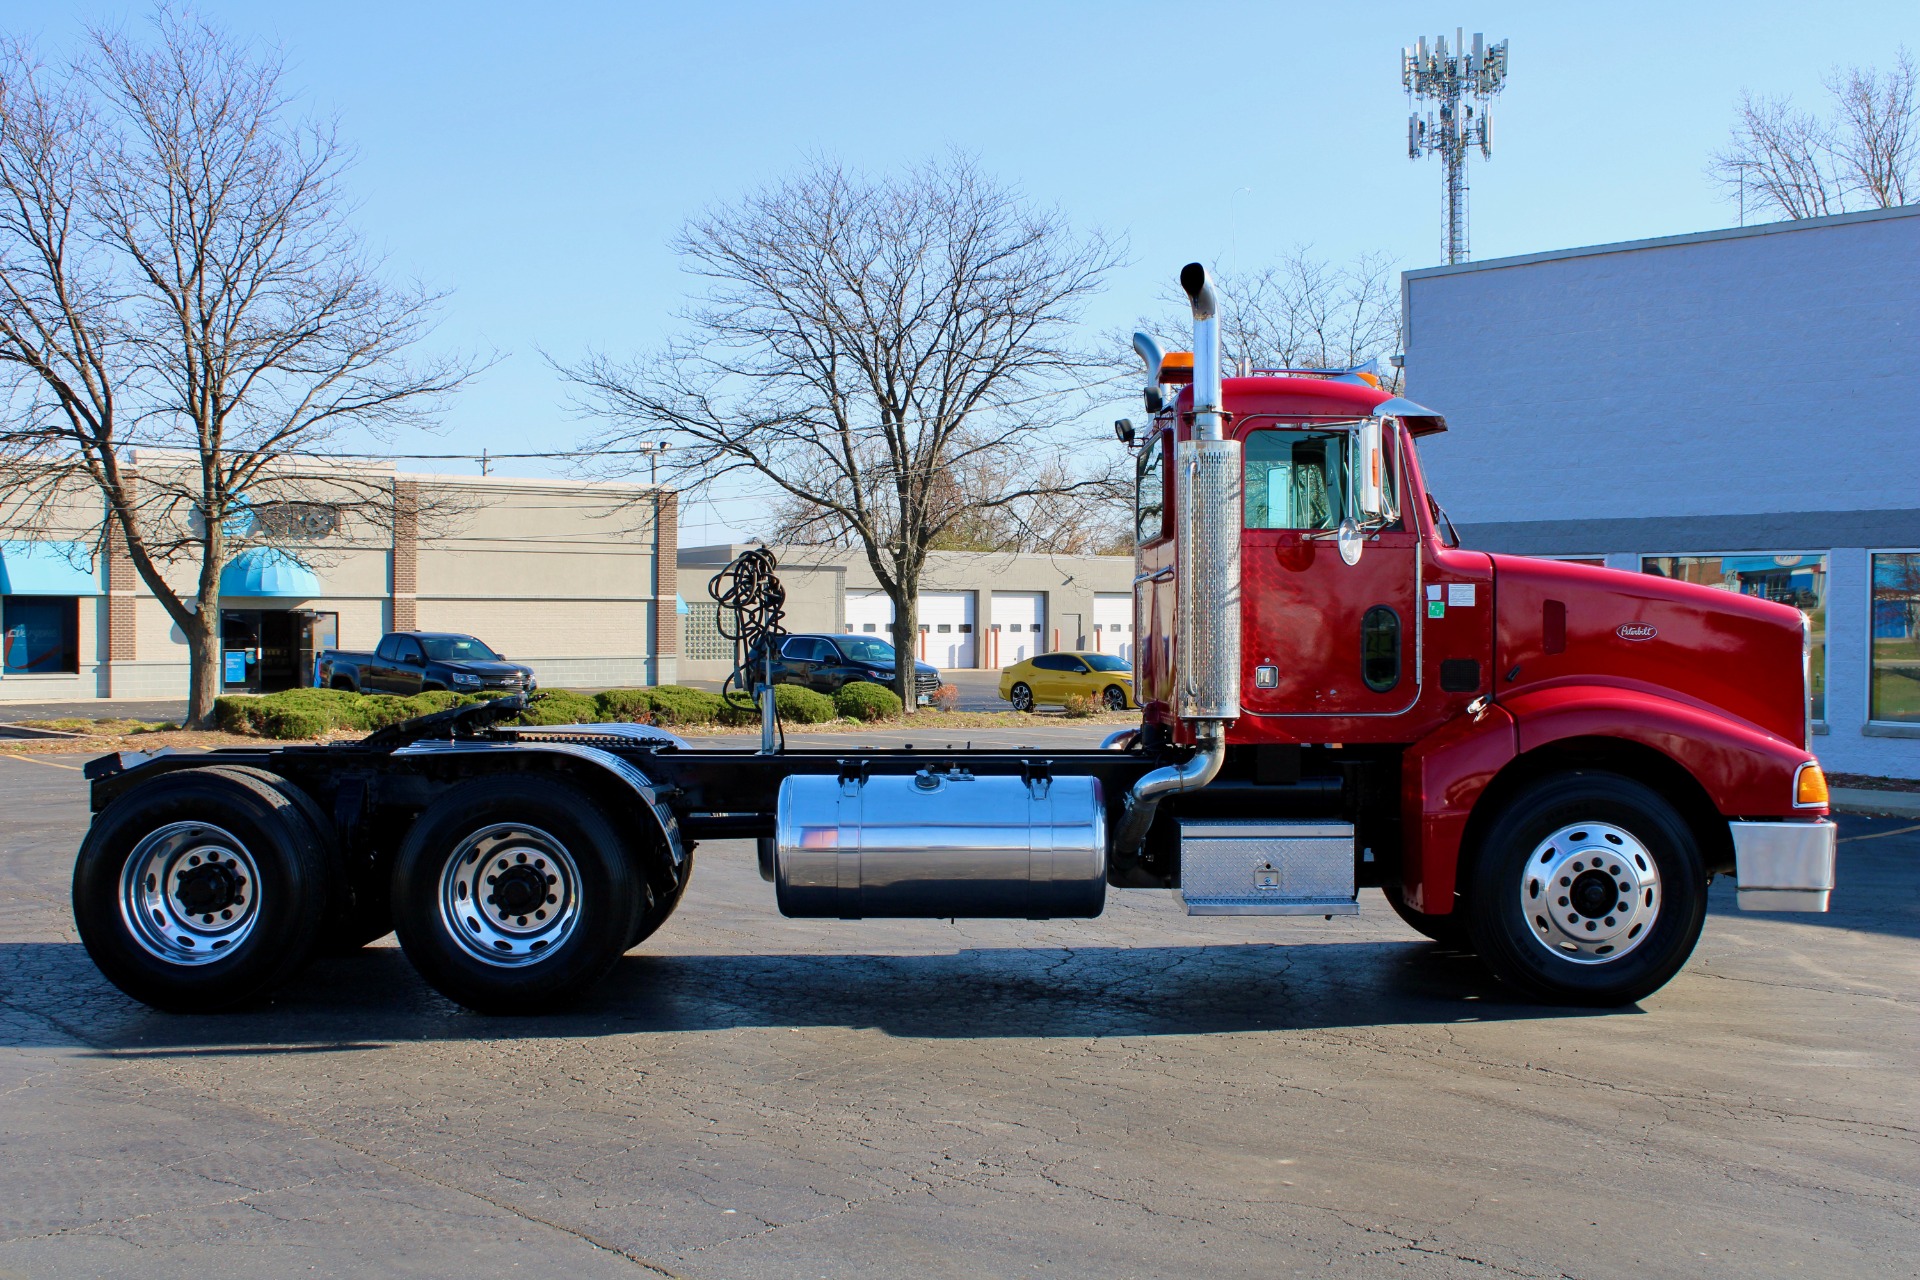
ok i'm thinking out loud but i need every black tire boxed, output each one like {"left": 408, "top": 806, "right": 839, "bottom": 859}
{"left": 1466, "top": 771, "right": 1707, "bottom": 1006}
{"left": 1009, "top": 682, "right": 1034, "bottom": 712}
{"left": 210, "top": 766, "right": 390, "bottom": 954}
{"left": 331, "top": 676, "right": 358, "bottom": 692}
{"left": 72, "top": 767, "right": 330, "bottom": 1012}
{"left": 391, "top": 775, "right": 642, "bottom": 1014}
{"left": 1102, "top": 685, "right": 1129, "bottom": 711}
{"left": 1382, "top": 884, "right": 1473, "bottom": 950}
{"left": 628, "top": 847, "right": 693, "bottom": 949}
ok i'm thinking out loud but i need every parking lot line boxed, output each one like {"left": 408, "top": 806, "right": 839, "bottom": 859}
{"left": 0, "top": 753, "right": 81, "bottom": 771}
{"left": 1839, "top": 821, "right": 1920, "bottom": 843}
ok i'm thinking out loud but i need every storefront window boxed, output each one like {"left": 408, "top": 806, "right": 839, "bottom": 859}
{"left": 1642, "top": 554, "right": 1826, "bottom": 720}
{"left": 2, "top": 596, "right": 80, "bottom": 674}
{"left": 1870, "top": 552, "right": 1920, "bottom": 724}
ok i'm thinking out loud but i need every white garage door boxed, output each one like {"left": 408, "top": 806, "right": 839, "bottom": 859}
{"left": 989, "top": 591, "right": 1046, "bottom": 665}
{"left": 917, "top": 591, "right": 975, "bottom": 669}
{"left": 845, "top": 590, "right": 893, "bottom": 642}
{"left": 1093, "top": 592, "right": 1134, "bottom": 662}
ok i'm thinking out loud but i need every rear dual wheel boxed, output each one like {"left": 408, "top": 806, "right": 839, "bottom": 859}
{"left": 73, "top": 768, "right": 331, "bottom": 1013}
{"left": 390, "top": 775, "right": 669, "bottom": 1015}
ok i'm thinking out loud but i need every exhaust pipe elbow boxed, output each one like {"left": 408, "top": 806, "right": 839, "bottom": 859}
{"left": 1180, "top": 262, "right": 1217, "bottom": 321}
{"left": 1132, "top": 331, "right": 1165, "bottom": 385}
{"left": 1111, "top": 721, "right": 1228, "bottom": 860}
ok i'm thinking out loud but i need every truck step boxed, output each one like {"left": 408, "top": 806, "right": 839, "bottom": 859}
{"left": 1177, "top": 819, "right": 1359, "bottom": 916}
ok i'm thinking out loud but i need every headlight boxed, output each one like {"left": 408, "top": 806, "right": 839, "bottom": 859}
{"left": 451, "top": 673, "right": 481, "bottom": 686}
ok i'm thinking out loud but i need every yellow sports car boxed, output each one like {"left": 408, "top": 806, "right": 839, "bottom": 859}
{"left": 999, "top": 651, "right": 1135, "bottom": 712}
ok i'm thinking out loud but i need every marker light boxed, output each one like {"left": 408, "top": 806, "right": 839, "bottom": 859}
{"left": 1157, "top": 351, "right": 1194, "bottom": 384}
{"left": 1794, "top": 761, "right": 1829, "bottom": 808}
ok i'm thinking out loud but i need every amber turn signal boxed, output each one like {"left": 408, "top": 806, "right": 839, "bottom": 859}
{"left": 1794, "top": 762, "right": 1829, "bottom": 807}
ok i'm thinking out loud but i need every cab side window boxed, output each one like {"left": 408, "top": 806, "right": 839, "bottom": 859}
{"left": 1136, "top": 429, "right": 1167, "bottom": 544}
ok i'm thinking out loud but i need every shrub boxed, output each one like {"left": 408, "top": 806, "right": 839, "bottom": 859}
{"left": 595, "top": 688, "right": 655, "bottom": 721}
{"left": 835, "top": 680, "right": 902, "bottom": 722}
{"left": 1061, "top": 693, "right": 1098, "bottom": 719}
{"left": 772, "top": 683, "right": 837, "bottom": 724}
{"left": 513, "top": 689, "right": 602, "bottom": 726}
{"left": 931, "top": 683, "right": 960, "bottom": 711}
{"left": 645, "top": 685, "right": 732, "bottom": 726}
{"left": 260, "top": 706, "right": 331, "bottom": 739}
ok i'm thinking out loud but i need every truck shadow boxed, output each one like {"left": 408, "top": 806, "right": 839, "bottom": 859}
{"left": 2, "top": 938, "right": 1601, "bottom": 1054}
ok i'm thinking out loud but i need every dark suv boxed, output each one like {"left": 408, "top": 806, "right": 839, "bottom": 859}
{"left": 750, "top": 633, "right": 942, "bottom": 704}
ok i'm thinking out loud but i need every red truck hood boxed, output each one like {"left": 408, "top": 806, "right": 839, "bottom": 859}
{"left": 1491, "top": 555, "right": 1808, "bottom": 747}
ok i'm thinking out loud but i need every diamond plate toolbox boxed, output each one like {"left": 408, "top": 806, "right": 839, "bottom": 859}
{"left": 1177, "top": 819, "right": 1358, "bottom": 915}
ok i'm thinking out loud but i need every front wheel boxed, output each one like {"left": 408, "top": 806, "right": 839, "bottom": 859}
{"left": 1102, "top": 685, "right": 1129, "bottom": 711}
{"left": 1466, "top": 771, "right": 1706, "bottom": 1006}
{"left": 1009, "top": 682, "right": 1034, "bottom": 712}
{"left": 391, "top": 775, "right": 641, "bottom": 1014}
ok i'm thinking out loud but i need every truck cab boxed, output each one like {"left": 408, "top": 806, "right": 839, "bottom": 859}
{"left": 1124, "top": 265, "right": 1832, "bottom": 1001}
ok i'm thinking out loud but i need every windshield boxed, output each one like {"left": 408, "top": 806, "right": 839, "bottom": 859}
{"left": 836, "top": 636, "right": 898, "bottom": 664}
{"left": 418, "top": 635, "right": 501, "bottom": 662}
{"left": 1082, "top": 653, "right": 1131, "bottom": 672}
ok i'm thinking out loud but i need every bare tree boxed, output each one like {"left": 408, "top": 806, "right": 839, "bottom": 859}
{"left": 0, "top": 11, "right": 468, "bottom": 725}
{"left": 1711, "top": 49, "right": 1917, "bottom": 221}
{"left": 558, "top": 155, "right": 1122, "bottom": 709}
{"left": 1137, "top": 248, "right": 1401, "bottom": 383}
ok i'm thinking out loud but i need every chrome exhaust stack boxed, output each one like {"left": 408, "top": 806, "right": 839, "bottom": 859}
{"left": 1173, "top": 262, "right": 1241, "bottom": 722}
{"left": 1116, "top": 263, "right": 1242, "bottom": 859}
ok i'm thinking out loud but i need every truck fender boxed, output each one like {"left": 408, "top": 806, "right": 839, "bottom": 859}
{"left": 392, "top": 739, "right": 688, "bottom": 879}
{"left": 1400, "top": 703, "right": 1518, "bottom": 914}
{"left": 1501, "top": 684, "right": 1811, "bottom": 819}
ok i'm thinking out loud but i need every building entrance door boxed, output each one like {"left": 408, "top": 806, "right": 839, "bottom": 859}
{"left": 221, "top": 608, "right": 320, "bottom": 692}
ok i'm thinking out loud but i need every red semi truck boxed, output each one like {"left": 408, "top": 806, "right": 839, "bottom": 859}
{"left": 70, "top": 263, "right": 1836, "bottom": 1016}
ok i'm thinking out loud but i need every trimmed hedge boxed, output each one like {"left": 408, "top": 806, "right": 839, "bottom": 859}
{"left": 214, "top": 687, "right": 490, "bottom": 738}
{"left": 512, "top": 689, "right": 601, "bottom": 726}
{"left": 772, "top": 683, "right": 837, "bottom": 724}
{"left": 215, "top": 680, "right": 870, "bottom": 740}
{"left": 835, "top": 680, "right": 902, "bottom": 722}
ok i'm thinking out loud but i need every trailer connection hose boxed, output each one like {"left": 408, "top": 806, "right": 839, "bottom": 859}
{"left": 708, "top": 546, "right": 788, "bottom": 726}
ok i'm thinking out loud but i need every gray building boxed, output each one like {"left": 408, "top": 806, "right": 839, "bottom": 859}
{"left": 1403, "top": 203, "right": 1920, "bottom": 779}
{"left": 677, "top": 544, "right": 1136, "bottom": 682}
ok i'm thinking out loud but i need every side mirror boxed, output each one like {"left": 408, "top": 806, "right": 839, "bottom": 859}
{"left": 1354, "top": 417, "right": 1387, "bottom": 519}
{"left": 405, "top": 652, "right": 423, "bottom": 666}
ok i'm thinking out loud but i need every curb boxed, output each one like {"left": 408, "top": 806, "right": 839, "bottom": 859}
{"left": 1829, "top": 786, "right": 1920, "bottom": 819}
{"left": 0, "top": 723, "right": 85, "bottom": 740}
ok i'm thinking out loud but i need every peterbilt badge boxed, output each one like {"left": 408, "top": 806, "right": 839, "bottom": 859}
{"left": 1616, "top": 622, "right": 1657, "bottom": 641}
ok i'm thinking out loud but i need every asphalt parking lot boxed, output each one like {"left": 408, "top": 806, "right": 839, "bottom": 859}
{"left": 0, "top": 740, "right": 1913, "bottom": 1278}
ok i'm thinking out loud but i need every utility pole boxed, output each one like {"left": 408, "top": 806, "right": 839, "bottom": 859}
{"left": 1404, "top": 29, "right": 1509, "bottom": 264}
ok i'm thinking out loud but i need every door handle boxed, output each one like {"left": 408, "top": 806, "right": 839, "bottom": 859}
{"left": 1133, "top": 566, "right": 1174, "bottom": 585}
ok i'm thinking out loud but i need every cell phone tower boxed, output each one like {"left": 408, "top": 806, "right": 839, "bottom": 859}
{"left": 1404, "top": 29, "right": 1509, "bottom": 264}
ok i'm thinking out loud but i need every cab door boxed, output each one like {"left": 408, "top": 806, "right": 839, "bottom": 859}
{"left": 1239, "top": 422, "right": 1421, "bottom": 722}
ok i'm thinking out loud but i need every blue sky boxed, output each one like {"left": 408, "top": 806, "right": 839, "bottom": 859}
{"left": 11, "top": 1, "right": 1920, "bottom": 541}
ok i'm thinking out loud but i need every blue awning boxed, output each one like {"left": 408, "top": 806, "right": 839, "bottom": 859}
{"left": 0, "top": 541, "right": 103, "bottom": 596}
{"left": 676, "top": 593, "right": 690, "bottom": 615}
{"left": 220, "top": 547, "right": 320, "bottom": 599}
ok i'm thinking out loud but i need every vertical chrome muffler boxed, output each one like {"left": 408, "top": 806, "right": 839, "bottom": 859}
{"left": 1115, "top": 263, "right": 1241, "bottom": 858}
{"left": 1172, "top": 263, "right": 1242, "bottom": 723}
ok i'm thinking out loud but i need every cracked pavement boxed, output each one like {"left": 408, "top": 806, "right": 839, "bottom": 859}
{"left": 0, "top": 743, "right": 1913, "bottom": 1278}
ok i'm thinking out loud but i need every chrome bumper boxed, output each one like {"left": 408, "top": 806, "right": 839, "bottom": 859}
{"left": 1731, "top": 819, "right": 1837, "bottom": 912}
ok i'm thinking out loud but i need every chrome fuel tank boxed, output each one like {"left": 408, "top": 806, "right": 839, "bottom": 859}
{"left": 773, "top": 770, "right": 1106, "bottom": 919}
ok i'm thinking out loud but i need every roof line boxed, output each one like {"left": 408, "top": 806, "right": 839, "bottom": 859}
{"left": 1402, "top": 202, "right": 1920, "bottom": 281}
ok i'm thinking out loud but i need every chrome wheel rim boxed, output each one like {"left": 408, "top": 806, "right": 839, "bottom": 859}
{"left": 1519, "top": 820, "right": 1661, "bottom": 964}
{"left": 1103, "top": 686, "right": 1127, "bottom": 710}
{"left": 118, "top": 822, "right": 262, "bottom": 966}
{"left": 438, "top": 823, "right": 582, "bottom": 967}
{"left": 1011, "top": 684, "right": 1032, "bottom": 711}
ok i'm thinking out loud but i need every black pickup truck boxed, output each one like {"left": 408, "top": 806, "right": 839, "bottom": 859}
{"left": 316, "top": 632, "right": 536, "bottom": 696}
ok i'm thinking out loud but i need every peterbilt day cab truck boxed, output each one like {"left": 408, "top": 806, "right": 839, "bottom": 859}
{"left": 70, "top": 264, "right": 1836, "bottom": 1017}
